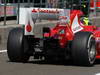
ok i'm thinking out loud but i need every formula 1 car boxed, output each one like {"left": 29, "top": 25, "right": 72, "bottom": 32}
{"left": 7, "top": 0, "right": 100, "bottom": 66}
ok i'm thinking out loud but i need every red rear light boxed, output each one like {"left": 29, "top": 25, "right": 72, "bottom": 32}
{"left": 26, "top": 24, "right": 32, "bottom": 32}
{"left": 44, "top": 33, "right": 50, "bottom": 37}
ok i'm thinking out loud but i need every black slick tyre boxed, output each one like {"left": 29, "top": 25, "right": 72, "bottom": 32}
{"left": 7, "top": 28, "right": 30, "bottom": 62}
{"left": 72, "top": 32, "right": 96, "bottom": 66}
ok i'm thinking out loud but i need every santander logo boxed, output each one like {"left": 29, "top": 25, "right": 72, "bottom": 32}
{"left": 32, "top": 8, "right": 59, "bottom": 14}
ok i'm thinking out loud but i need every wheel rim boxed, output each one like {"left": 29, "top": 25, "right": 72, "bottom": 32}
{"left": 88, "top": 35, "right": 96, "bottom": 64}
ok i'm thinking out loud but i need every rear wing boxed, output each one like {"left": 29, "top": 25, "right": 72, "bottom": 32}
{"left": 19, "top": 7, "right": 83, "bottom": 35}
{"left": 19, "top": 8, "right": 70, "bottom": 25}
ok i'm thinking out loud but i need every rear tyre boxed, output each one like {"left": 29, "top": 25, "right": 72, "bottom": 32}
{"left": 7, "top": 28, "right": 30, "bottom": 62}
{"left": 72, "top": 32, "right": 96, "bottom": 66}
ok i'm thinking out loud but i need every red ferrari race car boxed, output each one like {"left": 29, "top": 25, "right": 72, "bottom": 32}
{"left": 7, "top": 0, "right": 100, "bottom": 66}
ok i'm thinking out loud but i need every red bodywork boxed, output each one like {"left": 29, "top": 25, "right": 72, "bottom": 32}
{"left": 44, "top": 10, "right": 100, "bottom": 59}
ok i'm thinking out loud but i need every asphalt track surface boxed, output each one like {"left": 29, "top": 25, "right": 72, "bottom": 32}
{"left": 0, "top": 52, "right": 100, "bottom": 75}
{"left": 0, "top": 21, "right": 100, "bottom": 75}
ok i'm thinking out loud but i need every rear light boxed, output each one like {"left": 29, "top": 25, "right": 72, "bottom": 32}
{"left": 44, "top": 33, "right": 50, "bottom": 37}
{"left": 26, "top": 24, "right": 32, "bottom": 32}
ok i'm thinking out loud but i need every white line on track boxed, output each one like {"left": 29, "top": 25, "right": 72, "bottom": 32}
{"left": 0, "top": 50, "right": 7, "bottom": 53}
{"left": 95, "top": 73, "right": 100, "bottom": 75}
